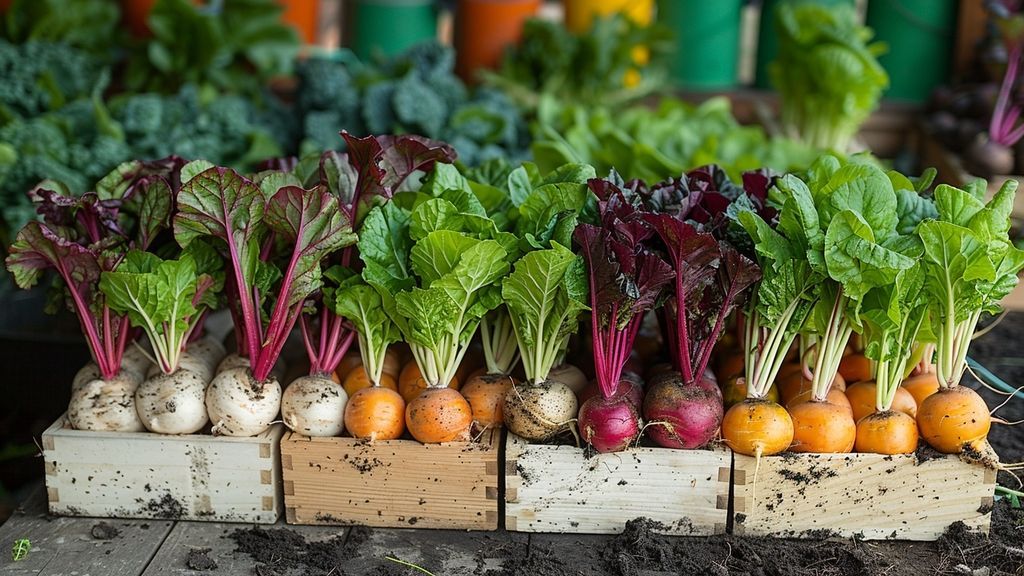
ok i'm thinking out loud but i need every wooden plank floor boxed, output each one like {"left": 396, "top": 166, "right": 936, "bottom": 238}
{"left": 0, "top": 487, "right": 525, "bottom": 576}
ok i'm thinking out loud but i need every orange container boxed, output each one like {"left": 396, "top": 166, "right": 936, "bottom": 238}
{"left": 455, "top": 0, "right": 541, "bottom": 83}
{"left": 278, "top": 0, "right": 319, "bottom": 45}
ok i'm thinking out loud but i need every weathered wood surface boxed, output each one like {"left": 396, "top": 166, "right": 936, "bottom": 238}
{"left": 43, "top": 416, "right": 283, "bottom": 523}
{"left": 281, "top": 428, "right": 502, "bottom": 530}
{"left": 505, "top": 434, "right": 730, "bottom": 535}
{"left": 732, "top": 452, "right": 996, "bottom": 540}
{"left": 0, "top": 488, "right": 173, "bottom": 576}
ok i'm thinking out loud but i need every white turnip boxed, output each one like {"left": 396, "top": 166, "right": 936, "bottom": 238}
{"left": 206, "top": 367, "right": 282, "bottom": 437}
{"left": 579, "top": 393, "right": 642, "bottom": 453}
{"left": 503, "top": 380, "right": 578, "bottom": 441}
{"left": 67, "top": 371, "right": 145, "bottom": 432}
{"left": 281, "top": 374, "right": 348, "bottom": 437}
{"left": 216, "top": 353, "right": 286, "bottom": 381}
{"left": 135, "top": 370, "right": 208, "bottom": 434}
{"left": 547, "top": 363, "right": 588, "bottom": 394}
{"left": 147, "top": 350, "right": 216, "bottom": 383}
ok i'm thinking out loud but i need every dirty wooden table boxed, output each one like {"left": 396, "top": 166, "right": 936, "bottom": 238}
{"left": 0, "top": 487, "right": 562, "bottom": 576}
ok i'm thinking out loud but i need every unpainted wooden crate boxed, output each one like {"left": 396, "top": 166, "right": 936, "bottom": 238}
{"left": 280, "top": 428, "right": 502, "bottom": 530}
{"left": 505, "top": 434, "right": 731, "bottom": 535}
{"left": 42, "top": 415, "right": 283, "bottom": 523}
{"left": 732, "top": 452, "right": 996, "bottom": 540}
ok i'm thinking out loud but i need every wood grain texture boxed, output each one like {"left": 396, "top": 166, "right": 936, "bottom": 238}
{"left": 281, "top": 428, "right": 501, "bottom": 530}
{"left": 505, "top": 434, "right": 730, "bottom": 535}
{"left": 42, "top": 416, "right": 283, "bottom": 523}
{"left": 0, "top": 488, "right": 173, "bottom": 576}
{"left": 732, "top": 452, "right": 995, "bottom": 540}
{"left": 140, "top": 521, "right": 346, "bottom": 576}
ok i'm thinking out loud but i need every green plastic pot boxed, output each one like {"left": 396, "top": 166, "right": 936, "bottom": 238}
{"left": 867, "top": 0, "right": 956, "bottom": 103}
{"left": 754, "top": 0, "right": 855, "bottom": 89}
{"left": 350, "top": 0, "right": 438, "bottom": 60}
{"left": 658, "top": 0, "right": 743, "bottom": 90}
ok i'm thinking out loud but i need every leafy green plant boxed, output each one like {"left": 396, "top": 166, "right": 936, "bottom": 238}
{"left": 531, "top": 97, "right": 819, "bottom": 182}
{"left": 481, "top": 14, "right": 671, "bottom": 113}
{"left": 124, "top": 0, "right": 298, "bottom": 95}
{"left": 771, "top": 3, "right": 888, "bottom": 151}
{"left": 12, "top": 538, "right": 29, "bottom": 562}
{"left": 1, "top": 0, "right": 120, "bottom": 57}
{"left": 293, "top": 43, "right": 530, "bottom": 166}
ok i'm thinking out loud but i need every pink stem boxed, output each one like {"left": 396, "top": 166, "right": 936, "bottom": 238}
{"left": 992, "top": 44, "right": 1022, "bottom": 144}
{"left": 300, "top": 315, "right": 319, "bottom": 373}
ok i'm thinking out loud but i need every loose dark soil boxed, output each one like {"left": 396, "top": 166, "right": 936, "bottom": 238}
{"left": 186, "top": 547, "right": 218, "bottom": 571}
{"left": 90, "top": 521, "right": 120, "bottom": 540}
{"left": 230, "top": 525, "right": 369, "bottom": 576}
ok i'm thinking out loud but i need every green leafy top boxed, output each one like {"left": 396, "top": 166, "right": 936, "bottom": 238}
{"left": 503, "top": 242, "right": 588, "bottom": 384}
{"left": 332, "top": 277, "right": 402, "bottom": 388}
{"left": 916, "top": 179, "right": 1024, "bottom": 388}
{"left": 359, "top": 197, "right": 509, "bottom": 388}
{"left": 771, "top": 3, "right": 888, "bottom": 151}
{"left": 100, "top": 241, "right": 223, "bottom": 375}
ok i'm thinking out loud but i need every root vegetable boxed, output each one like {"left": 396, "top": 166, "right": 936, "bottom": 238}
{"left": 206, "top": 367, "right": 282, "bottom": 437}
{"left": 643, "top": 374, "right": 723, "bottom": 449}
{"left": 335, "top": 354, "right": 363, "bottom": 382}
{"left": 579, "top": 394, "right": 642, "bottom": 453}
{"left": 405, "top": 388, "right": 473, "bottom": 443}
{"left": 854, "top": 410, "right": 917, "bottom": 454}
{"left": 902, "top": 372, "right": 940, "bottom": 407}
{"left": 148, "top": 351, "right": 215, "bottom": 383}
{"left": 723, "top": 376, "right": 779, "bottom": 409}
{"left": 281, "top": 374, "right": 348, "bottom": 437}
{"left": 342, "top": 368, "right": 399, "bottom": 397}
{"left": 218, "top": 353, "right": 250, "bottom": 374}
{"left": 917, "top": 386, "right": 992, "bottom": 454}
{"left": 503, "top": 380, "right": 578, "bottom": 441}
{"left": 547, "top": 363, "right": 588, "bottom": 395}
{"left": 845, "top": 380, "right": 917, "bottom": 422}
{"left": 398, "top": 362, "right": 460, "bottom": 404}
{"left": 135, "top": 370, "right": 208, "bottom": 434}
{"left": 788, "top": 399, "right": 856, "bottom": 453}
{"left": 344, "top": 386, "right": 406, "bottom": 440}
{"left": 721, "top": 398, "right": 794, "bottom": 457}
{"left": 461, "top": 373, "right": 515, "bottom": 430}
{"left": 786, "top": 385, "right": 852, "bottom": 412}
{"left": 838, "top": 353, "right": 872, "bottom": 384}
{"left": 578, "top": 378, "right": 642, "bottom": 408}
{"left": 68, "top": 372, "right": 145, "bottom": 432}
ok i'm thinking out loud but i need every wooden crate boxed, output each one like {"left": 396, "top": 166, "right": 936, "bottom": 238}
{"left": 732, "top": 452, "right": 996, "bottom": 540}
{"left": 42, "top": 415, "right": 283, "bottom": 523}
{"left": 505, "top": 434, "right": 730, "bottom": 535}
{"left": 281, "top": 428, "right": 502, "bottom": 530}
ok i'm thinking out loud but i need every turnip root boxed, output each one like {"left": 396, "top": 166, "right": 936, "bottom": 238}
{"left": 281, "top": 374, "right": 348, "bottom": 437}
{"left": 72, "top": 363, "right": 103, "bottom": 391}
{"left": 643, "top": 374, "right": 723, "bottom": 449}
{"left": 186, "top": 337, "right": 226, "bottom": 369}
{"left": 216, "top": 354, "right": 286, "bottom": 381}
{"left": 503, "top": 380, "right": 578, "bottom": 441}
{"left": 579, "top": 393, "right": 642, "bottom": 453}
{"left": 135, "top": 370, "right": 208, "bottom": 434}
{"left": 68, "top": 371, "right": 145, "bottom": 432}
{"left": 217, "top": 353, "right": 249, "bottom": 374}
{"left": 206, "top": 367, "right": 282, "bottom": 436}
{"left": 147, "top": 350, "right": 216, "bottom": 383}
{"left": 121, "top": 345, "right": 151, "bottom": 381}
{"left": 547, "top": 363, "right": 588, "bottom": 395}
{"left": 578, "top": 379, "right": 643, "bottom": 408}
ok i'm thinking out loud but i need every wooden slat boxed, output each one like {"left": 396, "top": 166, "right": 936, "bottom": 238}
{"left": 42, "top": 416, "right": 283, "bottom": 523}
{"left": 281, "top": 429, "right": 501, "bottom": 530}
{"left": 505, "top": 434, "right": 730, "bottom": 535}
{"left": 732, "top": 452, "right": 995, "bottom": 540}
{"left": 140, "top": 521, "right": 346, "bottom": 576}
{"left": 336, "top": 528, "right": 526, "bottom": 574}
{"left": 0, "top": 487, "right": 173, "bottom": 576}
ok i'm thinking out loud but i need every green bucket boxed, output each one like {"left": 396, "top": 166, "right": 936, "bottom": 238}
{"left": 867, "top": 0, "right": 956, "bottom": 103}
{"left": 658, "top": 0, "right": 743, "bottom": 90}
{"left": 350, "top": 0, "right": 438, "bottom": 60}
{"left": 754, "top": 0, "right": 855, "bottom": 89}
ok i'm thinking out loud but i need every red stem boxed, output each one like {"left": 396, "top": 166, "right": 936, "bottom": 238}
{"left": 992, "top": 44, "right": 1022, "bottom": 145}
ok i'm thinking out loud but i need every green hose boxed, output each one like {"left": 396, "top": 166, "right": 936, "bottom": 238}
{"left": 967, "top": 356, "right": 1024, "bottom": 400}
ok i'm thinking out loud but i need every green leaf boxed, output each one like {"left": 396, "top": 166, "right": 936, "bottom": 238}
{"left": 824, "top": 210, "right": 916, "bottom": 301}
{"left": 410, "top": 230, "right": 481, "bottom": 286}
{"left": 12, "top": 538, "right": 29, "bottom": 562}
{"left": 410, "top": 198, "right": 464, "bottom": 241}
{"left": 934, "top": 184, "right": 986, "bottom": 228}
{"left": 395, "top": 286, "right": 460, "bottom": 350}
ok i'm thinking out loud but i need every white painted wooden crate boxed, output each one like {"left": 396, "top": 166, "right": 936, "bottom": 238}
{"left": 42, "top": 414, "right": 283, "bottom": 523}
